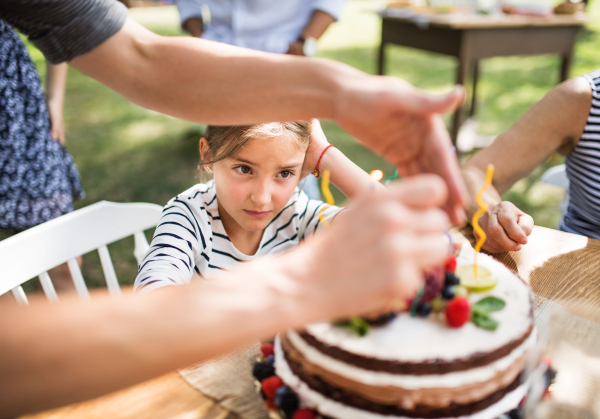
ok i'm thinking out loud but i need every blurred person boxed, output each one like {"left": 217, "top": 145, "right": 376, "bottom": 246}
{"left": 175, "top": 0, "right": 346, "bottom": 199}
{"left": 0, "top": 0, "right": 465, "bottom": 415}
{"left": 0, "top": 21, "right": 84, "bottom": 292}
{"left": 134, "top": 119, "right": 387, "bottom": 293}
{"left": 462, "top": 71, "right": 600, "bottom": 253}
{"left": 176, "top": 0, "right": 343, "bottom": 56}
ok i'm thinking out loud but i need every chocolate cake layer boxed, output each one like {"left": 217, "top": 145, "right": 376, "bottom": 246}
{"left": 298, "top": 320, "right": 533, "bottom": 375}
{"left": 283, "top": 348, "right": 524, "bottom": 418}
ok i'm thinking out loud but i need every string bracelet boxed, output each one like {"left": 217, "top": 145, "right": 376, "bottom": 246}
{"left": 312, "top": 144, "right": 335, "bottom": 178}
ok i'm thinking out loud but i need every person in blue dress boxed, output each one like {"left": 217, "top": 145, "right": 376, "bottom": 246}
{"left": 0, "top": 20, "right": 84, "bottom": 289}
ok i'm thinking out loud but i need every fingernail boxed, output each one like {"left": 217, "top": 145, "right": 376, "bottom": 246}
{"left": 520, "top": 238, "right": 527, "bottom": 244}
{"left": 514, "top": 245, "right": 522, "bottom": 251}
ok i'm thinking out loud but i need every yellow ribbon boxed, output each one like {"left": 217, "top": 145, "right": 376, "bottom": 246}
{"left": 472, "top": 164, "right": 494, "bottom": 277}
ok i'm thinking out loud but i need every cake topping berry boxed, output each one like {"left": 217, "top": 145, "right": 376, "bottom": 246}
{"left": 445, "top": 297, "right": 471, "bottom": 328}
{"left": 445, "top": 255, "right": 457, "bottom": 272}
{"left": 252, "top": 361, "right": 275, "bottom": 382}
{"left": 416, "top": 302, "right": 432, "bottom": 317}
{"left": 441, "top": 285, "right": 456, "bottom": 300}
{"left": 265, "top": 354, "right": 275, "bottom": 365}
{"left": 275, "top": 385, "right": 300, "bottom": 418}
{"left": 261, "top": 375, "right": 283, "bottom": 399}
{"left": 293, "top": 409, "right": 317, "bottom": 419}
{"left": 260, "top": 343, "right": 274, "bottom": 358}
{"left": 445, "top": 271, "right": 460, "bottom": 287}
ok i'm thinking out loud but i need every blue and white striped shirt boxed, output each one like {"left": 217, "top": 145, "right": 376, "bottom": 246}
{"left": 560, "top": 70, "right": 600, "bottom": 239}
{"left": 134, "top": 180, "right": 342, "bottom": 293}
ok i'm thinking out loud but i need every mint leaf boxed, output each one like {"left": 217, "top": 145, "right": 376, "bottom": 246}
{"left": 335, "top": 317, "right": 370, "bottom": 337}
{"left": 471, "top": 312, "right": 499, "bottom": 331}
{"left": 410, "top": 288, "right": 425, "bottom": 318}
{"left": 473, "top": 296, "right": 505, "bottom": 314}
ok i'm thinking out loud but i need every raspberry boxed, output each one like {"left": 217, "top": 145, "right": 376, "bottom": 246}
{"left": 445, "top": 256, "right": 457, "bottom": 272}
{"left": 445, "top": 297, "right": 471, "bottom": 328}
{"left": 261, "top": 376, "right": 284, "bottom": 399}
{"left": 294, "top": 408, "right": 317, "bottom": 419}
{"left": 261, "top": 343, "right": 274, "bottom": 358}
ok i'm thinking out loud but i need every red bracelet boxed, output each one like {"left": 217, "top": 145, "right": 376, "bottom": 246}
{"left": 312, "top": 144, "right": 334, "bottom": 178}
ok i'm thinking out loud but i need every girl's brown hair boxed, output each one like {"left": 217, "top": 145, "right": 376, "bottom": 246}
{"left": 200, "top": 121, "right": 311, "bottom": 170}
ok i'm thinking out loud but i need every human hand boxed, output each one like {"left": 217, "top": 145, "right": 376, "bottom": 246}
{"left": 286, "top": 41, "right": 305, "bottom": 56}
{"left": 334, "top": 76, "right": 467, "bottom": 224}
{"left": 475, "top": 201, "right": 534, "bottom": 253}
{"left": 47, "top": 100, "right": 65, "bottom": 145}
{"left": 276, "top": 174, "right": 450, "bottom": 323}
{"left": 301, "top": 119, "right": 330, "bottom": 179}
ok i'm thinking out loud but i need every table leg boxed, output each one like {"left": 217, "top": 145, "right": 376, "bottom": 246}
{"left": 470, "top": 61, "right": 479, "bottom": 117}
{"left": 378, "top": 41, "right": 386, "bottom": 76}
{"left": 452, "top": 56, "right": 470, "bottom": 143}
{"left": 560, "top": 50, "right": 573, "bottom": 83}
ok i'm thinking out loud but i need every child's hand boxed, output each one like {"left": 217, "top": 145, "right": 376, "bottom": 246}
{"left": 475, "top": 201, "right": 534, "bottom": 253}
{"left": 301, "top": 119, "right": 331, "bottom": 179}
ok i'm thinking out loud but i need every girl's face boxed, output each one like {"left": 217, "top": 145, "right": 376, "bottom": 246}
{"left": 202, "top": 135, "right": 307, "bottom": 235}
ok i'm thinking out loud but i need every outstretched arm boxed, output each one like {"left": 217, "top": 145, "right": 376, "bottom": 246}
{"left": 69, "top": 17, "right": 466, "bottom": 223}
{"left": 0, "top": 176, "right": 449, "bottom": 418}
{"left": 462, "top": 76, "right": 591, "bottom": 252}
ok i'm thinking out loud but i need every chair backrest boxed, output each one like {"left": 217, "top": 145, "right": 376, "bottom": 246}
{"left": 540, "top": 164, "right": 570, "bottom": 224}
{"left": 0, "top": 201, "right": 163, "bottom": 304}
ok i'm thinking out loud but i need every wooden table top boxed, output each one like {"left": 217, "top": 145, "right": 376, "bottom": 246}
{"left": 382, "top": 10, "right": 589, "bottom": 29}
{"left": 22, "top": 225, "right": 600, "bottom": 419}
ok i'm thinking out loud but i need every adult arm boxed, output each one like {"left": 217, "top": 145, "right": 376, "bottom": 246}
{"left": 462, "top": 77, "right": 591, "bottom": 252}
{"left": 69, "top": 18, "right": 466, "bottom": 222}
{"left": 45, "top": 60, "right": 68, "bottom": 144}
{"left": 0, "top": 175, "right": 449, "bottom": 418}
{"left": 287, "top": 9, "right": 336, "bottom": 56}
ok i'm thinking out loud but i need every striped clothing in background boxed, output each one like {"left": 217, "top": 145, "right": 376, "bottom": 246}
{"left": 134, "top": 181, "right": 342, "bottom": 293}
{"left": 560, "top": 70, "right": 600, "bottom": 239}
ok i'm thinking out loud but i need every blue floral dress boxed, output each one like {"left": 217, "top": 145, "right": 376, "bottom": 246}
{"left": 0, "top": 20, "right": 84, "bottom": 232}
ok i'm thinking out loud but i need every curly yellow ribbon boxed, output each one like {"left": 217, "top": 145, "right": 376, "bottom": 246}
{"left": 318, "top": 169, "right": 335, "bottom": 227}
{"left": 472, "top": 164, "right": 494, "bottom": 277}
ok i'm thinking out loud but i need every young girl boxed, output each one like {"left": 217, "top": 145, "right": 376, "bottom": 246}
{"left": 134, "top": 119, "right": 384, "bottom": 293}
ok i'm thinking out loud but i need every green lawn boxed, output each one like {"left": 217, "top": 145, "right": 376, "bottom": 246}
{"left": 17, "top": 0, "right": 600, "bottom": 288}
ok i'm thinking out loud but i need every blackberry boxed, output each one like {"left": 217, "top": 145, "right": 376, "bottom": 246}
{"left": 445, "top": 272, "right": 460, "bottom": 286}
{"left": 275, "top": 385, "right": 300, "bottom": 418}
{"left": 252, "top": 361, "right": 275, "bottom": 382}
{"left": 508, "top": 407, "right": 524, "bottom": 419}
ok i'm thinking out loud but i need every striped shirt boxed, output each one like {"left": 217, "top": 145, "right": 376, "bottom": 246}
{"left": 0, "top": 0, "right": 127, "bottom": 64}
{"left": 560, "top": 70, "right": 600, "bottom": 239}
{"left": 134, "top": 181, "right": 342, "bottom": 293}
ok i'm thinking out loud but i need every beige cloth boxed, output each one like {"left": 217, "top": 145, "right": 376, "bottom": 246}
{"left": 179, "top": 343, "right": 269, "bottom": 419}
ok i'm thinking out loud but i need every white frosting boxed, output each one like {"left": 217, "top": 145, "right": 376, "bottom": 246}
{"left": 304, "top": 247, "right": 533, "bottom": 362}
{"left": 275, "top": 337, "right": 529, "bottom": 419}
{"left": 286, "top": 329, "right": 535, "bottom": 389}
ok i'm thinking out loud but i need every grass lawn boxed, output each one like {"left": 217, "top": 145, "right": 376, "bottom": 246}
{"left": 16, "top": 0, "right": 600, "bottom": 288}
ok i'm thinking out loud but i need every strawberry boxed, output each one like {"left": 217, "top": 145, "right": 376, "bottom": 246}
{"left": 261, "top": 375, "right": 283, "bottom": 399}
{"left": 294, "top": 409, "right": 317, "bottom": 419}
{"left": 445, "top": 297, "right": 471, "bottom": 328}
{"left": 445, "top": 255, "right": 457, "bottom": 273}
{"left": 260, "top": 343, "right": 274, "bottom": 358}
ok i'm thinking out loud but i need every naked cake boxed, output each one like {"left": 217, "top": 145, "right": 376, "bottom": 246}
{"left": 261, "top": 246, "right": 535, "bottom": 419}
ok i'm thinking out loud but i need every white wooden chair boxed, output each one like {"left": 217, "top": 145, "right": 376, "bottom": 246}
{"left": 0, "top": 201, "right": 163, "bottom": 305}
{"left": 540, "top": 164, "right": 570, "bottom": 224}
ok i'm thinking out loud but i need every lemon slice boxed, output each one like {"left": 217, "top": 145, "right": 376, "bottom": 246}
{"left": 455, "top": 265, "right": 498, "bottom": 292}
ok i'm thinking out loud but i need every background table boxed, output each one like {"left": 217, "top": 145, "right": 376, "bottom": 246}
{"left": 377, "top": 12, "right": 588, "bottom": 141}
{"left": 22, "top": 226, "right": 600, "bottom": 419}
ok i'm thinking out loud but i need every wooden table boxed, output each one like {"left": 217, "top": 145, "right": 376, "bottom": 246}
{"left": 22, "top": 226, "right": 600, "bottom": 419}
{"left": 377, "top": 11, "right": 588, "bottom": 141}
